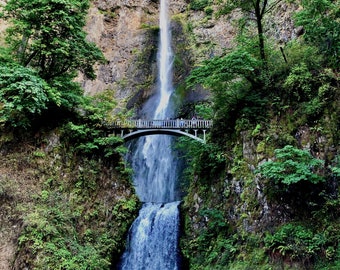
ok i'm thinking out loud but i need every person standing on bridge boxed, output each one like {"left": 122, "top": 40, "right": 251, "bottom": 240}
{"left": 180, "top": 118, "right": 184, "bottom": 127}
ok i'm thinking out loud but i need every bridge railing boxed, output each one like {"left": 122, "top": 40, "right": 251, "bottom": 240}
{"left": 107, "top": 119, "right": 213, "bottom": 129}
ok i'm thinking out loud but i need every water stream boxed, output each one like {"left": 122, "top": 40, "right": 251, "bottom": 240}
{"left": 118, "top": 1, "right": 181, "bottom": 269}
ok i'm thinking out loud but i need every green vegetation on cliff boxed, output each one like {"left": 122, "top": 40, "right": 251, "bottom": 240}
{"left": 0, "top": 0, "right": 105, "bottom": 131}
{"left": 0, "top": 0, "right": 138, "bottom": 269}
{"left": 0, "top": 136, "right": 139, "bottom": 269}
{"left": 180, "top": 0, "right": 339, "bottom": 269}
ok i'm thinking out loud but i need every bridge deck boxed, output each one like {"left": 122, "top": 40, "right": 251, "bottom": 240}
{"left": 107, "top": 119, "right": 213, "bottom": 130}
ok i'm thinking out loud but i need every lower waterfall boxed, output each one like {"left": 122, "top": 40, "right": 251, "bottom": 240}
{"left": 118, "top": 202, "right": 181, "bottom": 270}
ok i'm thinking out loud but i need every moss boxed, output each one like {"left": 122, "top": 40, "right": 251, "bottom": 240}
{"left": 140, "top": 23, "right": 159, "bottom": 32}
{"left": 256, "top": 141, "right": 266, "bottom": 153}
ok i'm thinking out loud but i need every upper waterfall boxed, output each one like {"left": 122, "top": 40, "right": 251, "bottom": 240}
{"left": 155, "top": 0, "right": 174, "bottom": 119}
{"left": 127, "top": 0, "right": 179, "bottom": 203}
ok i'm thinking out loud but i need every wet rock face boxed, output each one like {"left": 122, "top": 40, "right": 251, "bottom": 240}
{"left": 79, "top": 0, "right": 240, "bottom": 107}
{"left": 80, "top": 1, "right": 187, "bottom": 102}
{"left": 265, "top": 1, "right": 302, "bottom": 43}
{"left": 79, "top": 1, "right": 191, "bottom": 102}
{"left": 79, "top": 0, "right": 160, "bottom": 102}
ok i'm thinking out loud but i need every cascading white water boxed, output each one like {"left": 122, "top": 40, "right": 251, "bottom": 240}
{"left": 155, "top": 0, "right": 173, "bottom": 118}
{"left": 118, "top": 202, "right": 181, "bottom": 269}
{"left": 118, "top": 1, "right": 181, "bottom": 269}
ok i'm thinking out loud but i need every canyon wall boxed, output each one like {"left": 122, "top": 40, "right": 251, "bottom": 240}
{"left": 1, "top": 0, "right": 300, "bottom": 110}
{"left": 0, "top": 1, "right": 304, "bottom": 269}
{"left": 78, "top": 0, "right": 300, "bottom": 113}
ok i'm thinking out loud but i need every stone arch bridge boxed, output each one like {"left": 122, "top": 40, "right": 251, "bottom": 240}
{"left": 106, "top": 119, "right": 213, "bottom": 143}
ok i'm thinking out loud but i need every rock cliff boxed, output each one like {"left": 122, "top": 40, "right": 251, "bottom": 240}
{"left": 78, "top": 0, "right": 300, "bottom": 113}
{"left": 1, "top": 0, "right": 300, "bottom": 108}
{"left": 79, "top": 0, "right": 240, "bottom": 109}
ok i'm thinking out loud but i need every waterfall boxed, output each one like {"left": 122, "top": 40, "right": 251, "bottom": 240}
{"left": 118, "top": 1, "right": 181, "bottom": 269}
{"left": 155, "top": 0, "right": 173, "bottom": 118}
{"left": 118, "top": 202, "right": 181, "bottom": 269}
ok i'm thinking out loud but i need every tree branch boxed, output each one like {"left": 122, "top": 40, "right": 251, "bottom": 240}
{"left": 261, "top": 0, "right": 268, "bottom": 17}
{"left": 265, "top": 0, "right": 283, "bottom": 14}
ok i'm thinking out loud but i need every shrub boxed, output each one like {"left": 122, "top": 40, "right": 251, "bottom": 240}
{"left": 190, "top": 0, "right": 212, "bottom": 11}
{"left": 257, "top": 145, "right": 325, "bottom": 185}
{"left": 265, "top": 223, "right": 328, "bottom": 265}
{"left": 0, "top": 63, "right": 60, "bottom": 129}
{"left": 284, "top": 63, "right": 313, "bottom": 102}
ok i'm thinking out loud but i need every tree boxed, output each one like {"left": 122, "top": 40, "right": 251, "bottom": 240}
{"left": 219, "top": 0, "right": 282, "bottom": 66}
{"left": 0, "top": 63, "right": 60, "bottom": 129}
{"left": 294, "top": 0, "right": 340, "bottom": 68}
{"left": 2, "top": 0, "right": 104, "bottom": 81}
{"left": 186, "top": 49, "right": 266, "bottom": 143}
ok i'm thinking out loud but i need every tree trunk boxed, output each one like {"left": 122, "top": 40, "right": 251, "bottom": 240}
{"left": 254, "top": 0, "right": 267, "bottom": 68}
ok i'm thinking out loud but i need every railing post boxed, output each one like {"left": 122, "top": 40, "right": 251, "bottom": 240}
{"left": 203, "top": 129, "right": 206, "bottom": 142}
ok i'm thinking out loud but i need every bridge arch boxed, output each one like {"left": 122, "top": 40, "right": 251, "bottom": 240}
{"left": 122, "top": 129, "right": 206, "bottom": 143}
{"left": 106, "top": 119, "right": 212, "bottom": 143}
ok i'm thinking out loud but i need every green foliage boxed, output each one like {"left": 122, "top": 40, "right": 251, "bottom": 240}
{"left": 213, "top": 79, "right": 267, "bottom": 143}
{"left": 182, "top": 207, "right": 237, "bottom": 269}
{"left": 0, "top": 63, "right": 60, "bottom": 129}
{"left": 48, "top": 74, "right": 84, "bottom": 110}
{"left": 190, "top": 0, "right": 212, "bottom": 11}
{"left": 2, "top": 0, "right": 105, "bottom": 80}
{"left": 17, "top": 160, "right": 139, "bottom": 269}
{"left": 258, "top": 145, "right": 325, "bottom": 185}
{"left": 315, "top": 245, "right": 340, "bottom": 270}
{"left": 62, "top": 122, "right": 126, "bottom": 159}
{"left": 187, "top": 49, "right": 259, "bottom": 89}
{"left": 0, "top": 46, "right": 15, "bottom": 63}
{"left": 81, "top": 89, "right": 120, "bottom": 123}
{"left": 294, "top": 0, "right": 340, "bottom": 68}
{"left": 265, "top": 223, "right": 332, "bottom": 265}
{"left": 200, "top": 208, "right": 229, "bottom": 235}
{"left": 284, "top": 63, "right": 313, "bottom": 102}
{"left": 331, "top": 155, "right": 340, "bottom": 177}
{"left": 204, "top": 6, "right": 214, "bottom": 16}
{"left": 176, "top": 138, "right": 226, "bottom": 183}
{"left": 226, "top": 233, "right": 270, "bottom": 270}
{"left": 272, "top": 47, "right": 338, "bottom": 123}
{"left": 281, "top": 61, "right": 338, "bottom": 122}
{"left": 0, "top": 0, "right": 106, "bottom": 133}
{"left": 280, "top": 41, "right": 322, "bottom": 71}
{"left": 186, "top": 48, "right": 267, "bottom": 143}
{"left": 18, "top": 196, "right": 112, "bottom": 269}
{"left": 60, "top": 90, "right": 131, "bottom": 175}
{"left": 194, "top": 102, "right": 214, "bottom": 119}
{"left": 182, "top": 1, "right": 339, "bottom": 270}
